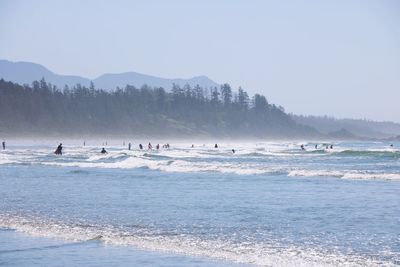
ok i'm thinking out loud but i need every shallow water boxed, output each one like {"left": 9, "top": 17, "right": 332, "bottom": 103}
{"left": 0, "top": 141, "right": 399, "bottom": 266}
{"left": 0, "top": 229, "right": 241, "bottom": 267}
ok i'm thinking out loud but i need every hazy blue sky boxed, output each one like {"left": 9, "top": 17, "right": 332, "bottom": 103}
{"left": 1, "top": 0, "right": 399, "bottom": 122}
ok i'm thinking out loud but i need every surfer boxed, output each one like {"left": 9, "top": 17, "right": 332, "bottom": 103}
{"left": 101, "top": 147, "right": 107, "bottom": 154}
{"left": 156, "top": 144, "right": 160, "bottom": 150}
{"left": 315, "top": 144, "right": 318, "bottom": 149}
{"left": 55, "top": 143, "right": 63, "bottom": 155}
{"left": 330, "top": 144, "right": 333, "bottom": 149}
{"left": 128, "top": 143, "right": 131, "bottom": 150}
{"left": 2, "top": 141, "right": 5, "bottom": 150}
{"left": 191, "top": 144, "right": 194, "bottom": 148}
{"left": 139, "top": 144, "right": 143, "bottom": 150}
{"left": 300, "top": 144, "right": 305, "bottom": 150}
{"left": 232, "top": 149, "right": 235, "bottom": 153}
{"left": 148, "top": 142, "right": 153, "bottom": 150}
{"left": 214, "top": 144, "right": 218, "bottom": 148}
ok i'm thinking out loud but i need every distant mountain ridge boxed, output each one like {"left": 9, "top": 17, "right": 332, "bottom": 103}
{"left": 0, "top": 59, "right": 220, "bottom": 90}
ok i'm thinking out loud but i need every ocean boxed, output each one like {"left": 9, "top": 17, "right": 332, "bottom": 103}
{"left": 0, "top": 140, "right": 399, "bottom": 266}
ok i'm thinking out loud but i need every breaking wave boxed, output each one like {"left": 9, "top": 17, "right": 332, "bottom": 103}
{"left": 288, "top": 170, "right": 400, "bottom": 180}
{"left": 1, "top": 142, "right": 399, "bottom": 180}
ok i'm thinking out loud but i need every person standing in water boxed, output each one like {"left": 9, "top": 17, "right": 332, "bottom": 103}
{"left": 55, "top": 143, "right": 63, "bottom": 155}
{"left": 101, "top": 147, "right": 107, "bottom": 154}
{"left": 300, "top": 144, "right": 305, "bottom": 150}
{"left": 2, "top": 141, "right": 5, "bottom": 150}
{"left": 214, "top": 144, "right": 218, "bottom": 148}
{"left": 156, "top": 144, "right": 160, "bottom": 150}
{"left": 139, "top": 144, "right": 143, "bottom": 150}
{"left": 128, "top": 143, "right": 131, "bottom": 150}
{"left": 148, "top": 143, "right": 153, "bottom": 150}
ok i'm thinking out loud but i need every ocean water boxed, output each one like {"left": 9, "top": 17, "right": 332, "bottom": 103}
{"left": 0, "top": 140, "right": 399, "bottom": 266}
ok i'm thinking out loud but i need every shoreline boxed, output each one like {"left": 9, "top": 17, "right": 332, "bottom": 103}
{"left": 0, "top": 228, "right": 246, "bottom": 267}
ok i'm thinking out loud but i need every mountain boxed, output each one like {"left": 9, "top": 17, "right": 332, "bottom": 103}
{"left": 94, "top": 73, "right": 218, "bottom": 90}
{"left": 0, "top": 59, "right": 220, "bottom": 90}
{"left": 0, "top": 60, "right": 89, "bottom": 88}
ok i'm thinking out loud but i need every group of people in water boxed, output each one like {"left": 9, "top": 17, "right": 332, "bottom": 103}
{"left": 51, "top": 142, "right": 236, "bottom": 155}
{"left": 139, "top": 142, "right": 170, "bottom": 150}
{"left": 54, "top": 142, "right": 172, "bottom": 155}
{"left": 1, "top": 140, "right": 395, "bottom": 155}
{"left": 2, "top": 140, "right": 396, "bottom": 155}
{"left": 49, "top": 141, "right": 396, "bottom": 155}
{"left": 301, "top": 143, "right": 334, "bottom": 151}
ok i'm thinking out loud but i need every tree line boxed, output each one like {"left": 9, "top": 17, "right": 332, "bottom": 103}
{"left": 0, "top": 78, "right": 317, "bottom": 138}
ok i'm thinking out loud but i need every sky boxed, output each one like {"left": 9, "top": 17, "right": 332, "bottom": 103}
{"left": 1, "top": 0, "right": 399, "bottom": 122}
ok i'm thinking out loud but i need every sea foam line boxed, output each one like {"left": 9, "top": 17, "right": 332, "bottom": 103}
{"left": 0, "top": 214, "right": 392, "bottom": 267}
{"left": 288, "top": 170, "right": 400, "bottom": 180}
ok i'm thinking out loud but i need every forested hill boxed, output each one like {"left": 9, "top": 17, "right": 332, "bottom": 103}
{"left": 0, "top": 79, "right": 318, "bottom": 138}
{"left": 292, "top": 114, "right": 400, "bottom": 139}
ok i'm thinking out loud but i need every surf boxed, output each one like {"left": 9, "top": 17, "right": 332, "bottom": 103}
{"left": 0, "top": 214, "right": 391, "bottom": 267}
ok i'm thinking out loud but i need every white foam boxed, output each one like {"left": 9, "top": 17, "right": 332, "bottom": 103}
{"left": 288, "top": 170, "right": 400, "bottom": 181}
{"left": 0, "top": 214, "right": 390, "bottom": 267}
{"left": 0, "top": 158, "right": 13, "bottom": 164}
{"left": 42, "top": 156, "right": 281, "bottom": 176}
{"left": 342, "top": 173, "right": 400, "bottom": 180}
{"left": 288, "top": 170, "right": 344, "bottom": 178}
